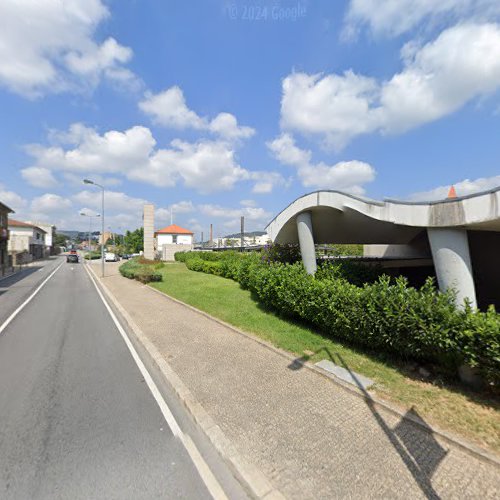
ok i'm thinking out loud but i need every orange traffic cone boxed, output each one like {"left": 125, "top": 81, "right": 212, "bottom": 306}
{"left": 447, "top": 185, "right": 457, "bottom": 199}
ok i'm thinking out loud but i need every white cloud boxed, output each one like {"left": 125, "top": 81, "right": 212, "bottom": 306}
{"left": 343, "top": 0, "right": 500, "bottom": 39}
{"left": 128, "top": 139, "right": 248, "bottom": 193}
{"left": 156, "top": 201, "right": 195, "bottom": 224}
{"left": 281, "top": 23, "right": 500, "bottom": 148}
{"left": 247, "top": 171, "right": 289, "bottom": 194}
{"left": 199, "top": 203, "right": 272, "bottom": 224}
{"left": 208, "top": 112, "right": 255, "bottom": 141}
{"left": 267, "top": 133, "right": 375, "bottom": 194}
{"left": 139, "top": 86, "right": 255, "bottom": 142}
{"left": 281, "top": 71, "right": 380, "bottom": 149}
{"left": 31, "top": 193, "right": 72, "bottom": 213}
{"left": 26, "top": 123, "right": 280, "bottom": 194}
{"left": 240, "top": 199, "right": 257, "bottom": 207}
{"left": 170, "top": 200, "right": 195, "bottom": 214}
{"left": 21, "top": 167, "right": 59, "bottom": 189}
{"left": 73, "top": 190, "right": 147, "bottom": 214}
{"left": 0, "top": 184, "right": 28, "bottom": 213}
{"left": 0, "top": 0, "right": 136, "bottom": 97}
{"left": 139, "top": 86, "right": 206, "bottom": 129}
{"left": 409, "top": 175, "right": 500, "bottom": 201}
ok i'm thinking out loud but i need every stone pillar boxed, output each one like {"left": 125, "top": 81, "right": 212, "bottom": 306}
{"left": 143, "top": 203, "right": 155, "bottom": 260}
{"left": 427, "top": 228, "right": 477, "bottom": 309}
{"left": 296, "top": 211, "right": 317, "bottom": 275}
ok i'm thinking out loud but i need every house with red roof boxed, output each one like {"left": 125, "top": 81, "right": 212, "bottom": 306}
{"left": 155, "top": 224, "right": 194, "bottom": 246}
{"left": 154, "top": 223, "right": 194, "bottom": 261}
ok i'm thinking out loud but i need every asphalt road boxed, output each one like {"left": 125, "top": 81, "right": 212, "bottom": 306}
{"left": 0, "top": 257, "right": 227, "bottom": 499}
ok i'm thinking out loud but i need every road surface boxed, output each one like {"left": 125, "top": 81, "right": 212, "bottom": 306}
{"left": 0, "top": 257, "right": 242, "bottom": 499}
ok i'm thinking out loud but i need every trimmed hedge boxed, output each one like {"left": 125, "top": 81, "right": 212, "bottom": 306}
{"left": 175, "top": 251, "right": 500, "bottom": 386}
{"left": 119, "top": 258, "right": 163, "bottom": 283}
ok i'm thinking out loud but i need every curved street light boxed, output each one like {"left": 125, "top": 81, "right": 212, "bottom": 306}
{"left": 83, "top": 179, "right": 105, "bottom": 277}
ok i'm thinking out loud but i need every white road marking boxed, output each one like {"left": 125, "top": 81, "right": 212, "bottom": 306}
{"left": 84, "top": 266, "right": 228, "bottom": 500}
{"left": 0, "top": 262, "right": 63, "bottom": 336}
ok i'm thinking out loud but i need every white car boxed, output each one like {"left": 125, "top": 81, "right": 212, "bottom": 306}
{"left": 105, "top": 252, "right": 119, "bottom": 262}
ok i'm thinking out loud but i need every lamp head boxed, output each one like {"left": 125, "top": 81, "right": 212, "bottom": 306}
{"left": 83, "top": 179, "right": 94, "bottom": 185}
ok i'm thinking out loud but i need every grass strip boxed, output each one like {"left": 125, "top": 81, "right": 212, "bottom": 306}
{"left": 151, "top": 262, "right": 500, "bottom": 454}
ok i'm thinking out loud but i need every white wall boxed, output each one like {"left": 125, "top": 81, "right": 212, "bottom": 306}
{"left": 157, "top": 233, "right": 193, "bottom": 246}
{"left": 8, "top": 226, "right": 45, "bottom": 254}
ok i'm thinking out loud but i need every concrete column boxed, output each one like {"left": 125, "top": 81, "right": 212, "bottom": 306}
{"left": 427, "top": 228, "right": 477, "bottom": 309}
{"left": 296, "top": 211, "right": 317, "bottom": 275}
{"left": 143, "top": 203, "right": 155, "bottom": 260}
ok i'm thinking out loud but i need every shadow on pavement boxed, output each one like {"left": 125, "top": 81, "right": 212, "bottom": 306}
{"left": 288, "top": 347, "right": 447, "bottom": 500}
{"left": 0, "top": 267, "right": 43, "bottom": 288}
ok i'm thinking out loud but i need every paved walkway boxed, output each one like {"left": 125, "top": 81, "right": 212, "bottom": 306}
{"left": 94, "top": 262, "right": 499, "bottom": 499}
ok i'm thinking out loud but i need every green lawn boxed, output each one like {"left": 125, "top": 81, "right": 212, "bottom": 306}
{"left": 151, "top": 262, "right": 500, "bottom": 454}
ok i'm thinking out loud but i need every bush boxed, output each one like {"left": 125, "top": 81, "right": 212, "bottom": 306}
{"left": 316, "top": 260, "right": 384, "bottom": 286}
{"left": 119, "top": 258, "right": 163, "bottom": 283}
{"left": 84, "top": 252, "right": 102, "bottom": 260}
{"left": 261, "top": 243, "right": 301, "bottom": 264}
{"left": 174, "top": 250, "right": 500, "bottom": 386}
{"left": 135, "top": 268, "right": 162, "bottom": 283}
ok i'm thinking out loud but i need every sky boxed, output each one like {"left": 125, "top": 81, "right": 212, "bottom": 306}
{"left": 1, "top": 0, "right": 500, "bottom": 238}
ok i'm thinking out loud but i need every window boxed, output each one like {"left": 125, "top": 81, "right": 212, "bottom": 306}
{"left": 172, "top": 235, "right": 177, "bottom": 244}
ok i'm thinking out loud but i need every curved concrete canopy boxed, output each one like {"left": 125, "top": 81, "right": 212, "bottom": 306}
{"left": 266, "top": 187, "right": 500, "bottom": 245}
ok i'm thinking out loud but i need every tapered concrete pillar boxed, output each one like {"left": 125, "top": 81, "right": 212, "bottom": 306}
{"left": 143, "top": 203, "right": 155, "bottom": 260}
{"left": 297, "top": 211, "right": 317, "bottom": 275}
{"left": 427, "top": 228, "right": 477, "bottom": 309}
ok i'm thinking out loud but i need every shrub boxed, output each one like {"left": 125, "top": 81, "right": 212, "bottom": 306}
{"left": 119, "top": 258, "right": 162, "bottom": 283}
{"left": 261, "top": 243, "right": 301, "bottom": 264}
{"left": 316, "top": 260, "right": 384, "bottom": 286}
{"left": 174, "top": 249, "right": 500, "bottom": 386}
{"left": 135, "top": 268, "right": 162, "bottom": 283}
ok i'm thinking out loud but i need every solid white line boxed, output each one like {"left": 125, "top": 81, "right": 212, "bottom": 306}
{"left": 0, "top": 262, "right": 63, "bottom": 336}
{"left": 83, "top": 266, "right": 228, "bottom": 500}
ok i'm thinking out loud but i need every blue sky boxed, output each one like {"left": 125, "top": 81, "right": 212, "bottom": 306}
{"left": 1, "top": 0, "right": 500, "bottom": 237}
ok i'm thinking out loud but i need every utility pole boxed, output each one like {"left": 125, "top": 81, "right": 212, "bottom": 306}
{"left": 201, "top": 231, "right": 204, "bottom": 249}
{"left": 240, "top": 216, "right": 244, "bottom": 252}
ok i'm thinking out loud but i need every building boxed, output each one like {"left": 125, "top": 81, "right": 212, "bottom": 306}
{"left": 0, "top": 201, "right": 14, "bottom": 271}
{"left": 155, "top": 224, "right": 194, "bottom": 261}
{"left": 98, "top": 231, "right": 114, "bottom": 245}
{"left": 8, "top": 219, "right": 47, "bottom": 261}
{"left": 155, "top": 224, "right": 194, "bottom": 245}
{"left": 27, "top": 221, "right": 56, "bottom": 255}
{"left": 266, "top": 188, "right": 500, "bottom": 310}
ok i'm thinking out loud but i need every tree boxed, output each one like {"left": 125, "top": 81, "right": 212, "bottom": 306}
{"left": 124, "top": 227, "right": 144, "bottom": 253}
{"left": 54, "top": 233, "right": 67, "bottom": 247}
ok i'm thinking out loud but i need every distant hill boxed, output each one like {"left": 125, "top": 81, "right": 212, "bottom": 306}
{"left": 58, "top": 230, "right": 80, "bottom": 238}
{"left": 58, "top": 230, "right": 101, "bottom": 240}
{"left": 224, "top": 231, "right": 266, "bottom": 238}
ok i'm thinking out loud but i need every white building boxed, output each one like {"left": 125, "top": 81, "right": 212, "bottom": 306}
{"left": 155, "top": 224, "right": 194, "bottom": 261}
{"left": 8, "top": 219, "right": 47, "bottom": 260}
{"left": 27, "top": 221, "right": 56, "bottom": 255}
{"left": 155, "top": 224, "right": 194, "bottom": 245}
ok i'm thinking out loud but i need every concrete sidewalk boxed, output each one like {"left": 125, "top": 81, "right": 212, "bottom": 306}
{"left": 93, "top": 262, "right": 499, "bottom": 499}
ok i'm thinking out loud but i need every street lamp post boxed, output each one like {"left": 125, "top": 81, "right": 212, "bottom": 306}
{"left": 83, "top": 179, "right": 105, "bottom": 277}
{"left": 80, "top": 212, "right": 100, "bottom": 263}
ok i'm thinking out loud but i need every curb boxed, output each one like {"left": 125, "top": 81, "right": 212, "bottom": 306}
{"left": 144, "top": 283, "right": 500, "bottom": 469}
{"left": 88, "top": 265, "right": 285, "bottom": 500}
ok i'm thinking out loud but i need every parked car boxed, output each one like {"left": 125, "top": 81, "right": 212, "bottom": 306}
{"left": 120, "top": 254, "right": 130, "bottom": 260}
{"left": 67, "top": 254, "right": 79, "bottom": 263}
{"left": 105, "top": 252, "right": 119, "bottom": 262}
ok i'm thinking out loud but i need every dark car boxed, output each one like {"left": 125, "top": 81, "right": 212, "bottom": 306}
{"left": 67, "top": 254, "right": 79, "bottom": 263}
